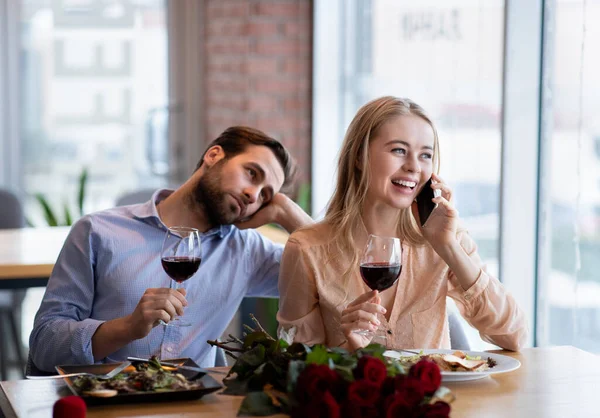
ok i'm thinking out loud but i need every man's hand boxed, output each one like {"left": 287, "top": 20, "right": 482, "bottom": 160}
{"left": 92, "top": 287, "right": 188, "bottom": 360}
{"left": 235, "top": 193, "right": 312, "bottom": 233}
{"left": 125, "top": 288, "right": 188, "bottom": 340}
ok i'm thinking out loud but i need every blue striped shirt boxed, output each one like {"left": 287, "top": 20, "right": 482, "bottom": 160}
{"left": 29, "top": 190, "right": 282, "bottom": 371}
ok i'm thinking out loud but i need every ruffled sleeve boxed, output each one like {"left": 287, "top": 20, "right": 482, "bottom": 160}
{"left": 276, "top": 236, "right": 326, "bottom": 345}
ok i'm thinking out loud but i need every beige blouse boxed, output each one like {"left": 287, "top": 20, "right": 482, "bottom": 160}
{"left": 277, "top": 222, "right": 528, "bottom": 351}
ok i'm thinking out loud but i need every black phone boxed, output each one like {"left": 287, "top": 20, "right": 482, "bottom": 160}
{"left": 416, "top": 178, "right": 436, "bottom": 226}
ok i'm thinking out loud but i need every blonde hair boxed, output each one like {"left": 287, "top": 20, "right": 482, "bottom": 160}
{"left": 324, "top": 96, "right": 440, "bottom": 275}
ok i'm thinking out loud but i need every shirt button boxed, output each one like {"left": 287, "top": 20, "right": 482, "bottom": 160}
{"left": 465, "top": 294, "right": 471, "bottom": 300}
{"left": 166, "top": 346, "right": 173, "bottom": 353}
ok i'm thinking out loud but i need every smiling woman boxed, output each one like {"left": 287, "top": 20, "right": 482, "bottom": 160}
{"left": 277, "top": 96, "right": 528, "bottom": 354}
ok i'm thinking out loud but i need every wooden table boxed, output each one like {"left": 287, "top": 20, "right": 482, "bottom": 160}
{"left": 0, "top": 347, "right": 597, "bottom": 418}
{"left": 0, "top": 227, "right": 70, "bottom": 289}
{"left": 0, "top": 225, "right": 289, "bottom": 290}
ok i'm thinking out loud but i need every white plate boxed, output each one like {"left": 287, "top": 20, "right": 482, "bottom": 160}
{"left": 383, "top": 349, "right": 521, "bottom": 382}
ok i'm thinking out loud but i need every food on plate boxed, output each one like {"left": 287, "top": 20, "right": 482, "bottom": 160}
{"left": 72, "top": 356, "right": 203, "bottom": 395}
{"left": 397, "top": 350, "right": 498, "bottom": 372}
{"left": 83, "top": 389, "right": 118, "bottom": 398}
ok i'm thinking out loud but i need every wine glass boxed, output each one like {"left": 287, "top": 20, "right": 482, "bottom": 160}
{"left": 160, "top": 226, "right": 201, "bottom": 327}
{"left": 354, "top": 234, "right": 402, "bottom": 339}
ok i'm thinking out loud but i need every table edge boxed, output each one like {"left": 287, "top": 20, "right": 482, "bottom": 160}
{"left": 0, "top": 382, "right": 18, "bottom": 418}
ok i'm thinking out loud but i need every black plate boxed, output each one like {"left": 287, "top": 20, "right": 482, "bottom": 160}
{"left": 55, "top": 358, "right": 222, "bottom": 406}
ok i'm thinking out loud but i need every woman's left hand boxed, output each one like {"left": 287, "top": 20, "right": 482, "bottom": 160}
{"left": 411, "top": 173, "right": 460, "bottom": 250}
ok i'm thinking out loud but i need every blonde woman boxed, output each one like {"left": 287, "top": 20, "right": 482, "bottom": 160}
{"left": 277, "top": 96, "right": 527, "bottom": 351}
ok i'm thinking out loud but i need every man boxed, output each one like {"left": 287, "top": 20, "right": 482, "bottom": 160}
{"left": 29, "top": 126, "right": 312, "bottom": 372}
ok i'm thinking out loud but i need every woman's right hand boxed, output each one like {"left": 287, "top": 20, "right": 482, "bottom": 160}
{"left": 341, "top": 290, "right": 387, "bottom": 351}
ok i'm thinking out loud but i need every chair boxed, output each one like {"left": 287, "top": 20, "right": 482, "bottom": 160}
{"left": 115, "top": 189, "right": 156, "bottom": 206}
{"left": 215, "top": 347, "right": 228, "bottom": 367}
{"left": 448, "top": 310, "right": 471, "bottom": 350}
{"left": 0, "top": 189, "right": 24, "bottom": 228}
{"left": 0, "top": 189, "right": 27, "bottom": 379}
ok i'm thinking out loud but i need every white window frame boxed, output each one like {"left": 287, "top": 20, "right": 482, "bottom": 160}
{"left": 166, "top": 0, "right": 205, "bottom": 183}
{"left": 0, "top": 0, "right": 21, "bottom": 191}
{"left": 311, "top": 0, "right": 344, "bottom": 219}
{"left": 499, "top": 0, "right": 543, "bottom": 347}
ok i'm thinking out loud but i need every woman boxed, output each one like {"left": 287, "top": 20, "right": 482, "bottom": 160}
{"left": 277, "top": 96, "right": 527, "bottom": 351}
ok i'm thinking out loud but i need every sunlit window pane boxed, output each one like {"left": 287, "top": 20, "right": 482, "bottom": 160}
{"left": 541, "top": 0, "right": 600, "bottom": 353}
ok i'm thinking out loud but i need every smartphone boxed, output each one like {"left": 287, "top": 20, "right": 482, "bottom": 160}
{"left": 415, "top": 178, "right": 436, "bottom": 226}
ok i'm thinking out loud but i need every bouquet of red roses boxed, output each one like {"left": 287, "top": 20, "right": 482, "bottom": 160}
{"left": 291, "top": 355, "right": 450, "bottom": 418}
{"left": 209, "top": 317, "right": 453, "bottom": 417}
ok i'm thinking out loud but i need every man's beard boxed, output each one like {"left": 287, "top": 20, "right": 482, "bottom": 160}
{"left": 192, "top": 161, "right": 239, "bottom": 226}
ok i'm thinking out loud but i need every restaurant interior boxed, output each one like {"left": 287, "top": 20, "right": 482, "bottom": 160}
{"left": 1, "top": 0, "right": 599, "bottom": 417}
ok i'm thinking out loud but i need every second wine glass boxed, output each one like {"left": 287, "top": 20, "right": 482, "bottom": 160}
{"left": 160, "top": 226, "right": 201, "bottom": 327}
{"left": 355, "top": 234, "right": 402, "bottom": 338}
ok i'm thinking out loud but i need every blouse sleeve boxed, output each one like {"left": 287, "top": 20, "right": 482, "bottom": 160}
{"left": 447, "top": 231, "right": 529, "bottom": 351}
{"left": 276, "top": 236, "right": 326, "bottom": 345}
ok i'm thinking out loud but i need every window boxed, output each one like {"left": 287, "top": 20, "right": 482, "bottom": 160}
{"left": 19, "top": 0, "right": 169, "bottom": 222}
{"left": 538, "top": 0, "right": 600, "bottom": 352}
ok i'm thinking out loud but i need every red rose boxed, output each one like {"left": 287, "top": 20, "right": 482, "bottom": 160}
{"left": 347, "top": 380, "right": 381, "bottom": 407}
{"left": 381, "top": 376, "right": 397, "bottom": 397}
{"left": 394, "top": 375, "right": 425, "bottom": 407}
{"left": 295, "top": 364, "right": 343, "bottom": 403}
{"left": 354, "top": 355, "right": 388, "bottom": 387}
{"left": 341, "top": 402, "right": 380, "bottom": 418}
{"left": 408, "top": 360, "right": 442, "bottom": 395}
{"left": 418, "top": 401, "right": 451, "bottom": 418}
{"left": 293, "top": 391, "right": 341, "bottom": 418}
{"left": 384, "top": 393, "right": 417, "bottom": 418}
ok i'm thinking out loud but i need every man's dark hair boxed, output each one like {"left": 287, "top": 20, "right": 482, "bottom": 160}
{"left": 196, "top": 126, "right": 297, "bottom": 192}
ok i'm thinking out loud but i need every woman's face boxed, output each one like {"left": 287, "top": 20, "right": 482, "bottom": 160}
{"left": 365, "top": 115, "right": 435, "bottom": 210}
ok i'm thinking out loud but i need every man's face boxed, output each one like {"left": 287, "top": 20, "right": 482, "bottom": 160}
{"left": 193, "top": 145, "right": 285, "bottom": 225}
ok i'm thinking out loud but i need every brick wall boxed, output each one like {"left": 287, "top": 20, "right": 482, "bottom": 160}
{"left": 203, "top": 0, "right": 313, "bottom": 190}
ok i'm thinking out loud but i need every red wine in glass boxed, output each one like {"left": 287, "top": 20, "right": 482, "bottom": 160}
{"left": 354, "top": 235, "right": 402, "bottom": 339}
{"left": 160, "top": 227, "right": 201, "bottom": 327}
{"left": 360, "top": 262, "right": 402, "bottom": 291}
{"left": 161, "top": 256, "right": 201, "bottom": 283}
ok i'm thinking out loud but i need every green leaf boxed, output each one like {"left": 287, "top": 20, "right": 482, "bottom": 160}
{"left": 231, "top": 344, "right": 266, "bottom": 378}
{"left": 241, "top": 344, "right": 266, "bottom": 367}
{"left": 222, "top": 376, "right": 250, "bottom": 396}
{"left": 238, "top": 392, "right": 280, "bottom": 416}
{"left": 359, "top": 343, "right": 387, "bottom": 360}
{"left": 276, "top": 339, "right": 290, "bottom": 351}
{"left": 35, "top": 194, "right": 59, "bottom": 226}
{"left": 334, "top": 365, "right": 355, "bottom": 382}
{"left": 78, "top": 167, "right": 88, "bottom": 217}
{"left": 243, "top": 332, "right": 271, "bottom": 350}
{"left": 386, "top": 361, "right": 406, "bottom": 377}
{"left": 305, "top": 345, "right": 330, "bottom": 365}
{"left": 64, "top": 202, "right": 73, "bottom": 226}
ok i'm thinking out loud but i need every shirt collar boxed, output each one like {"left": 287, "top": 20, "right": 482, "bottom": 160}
{"left": 130, "top": 188, "right": 231, "bottom": 238}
